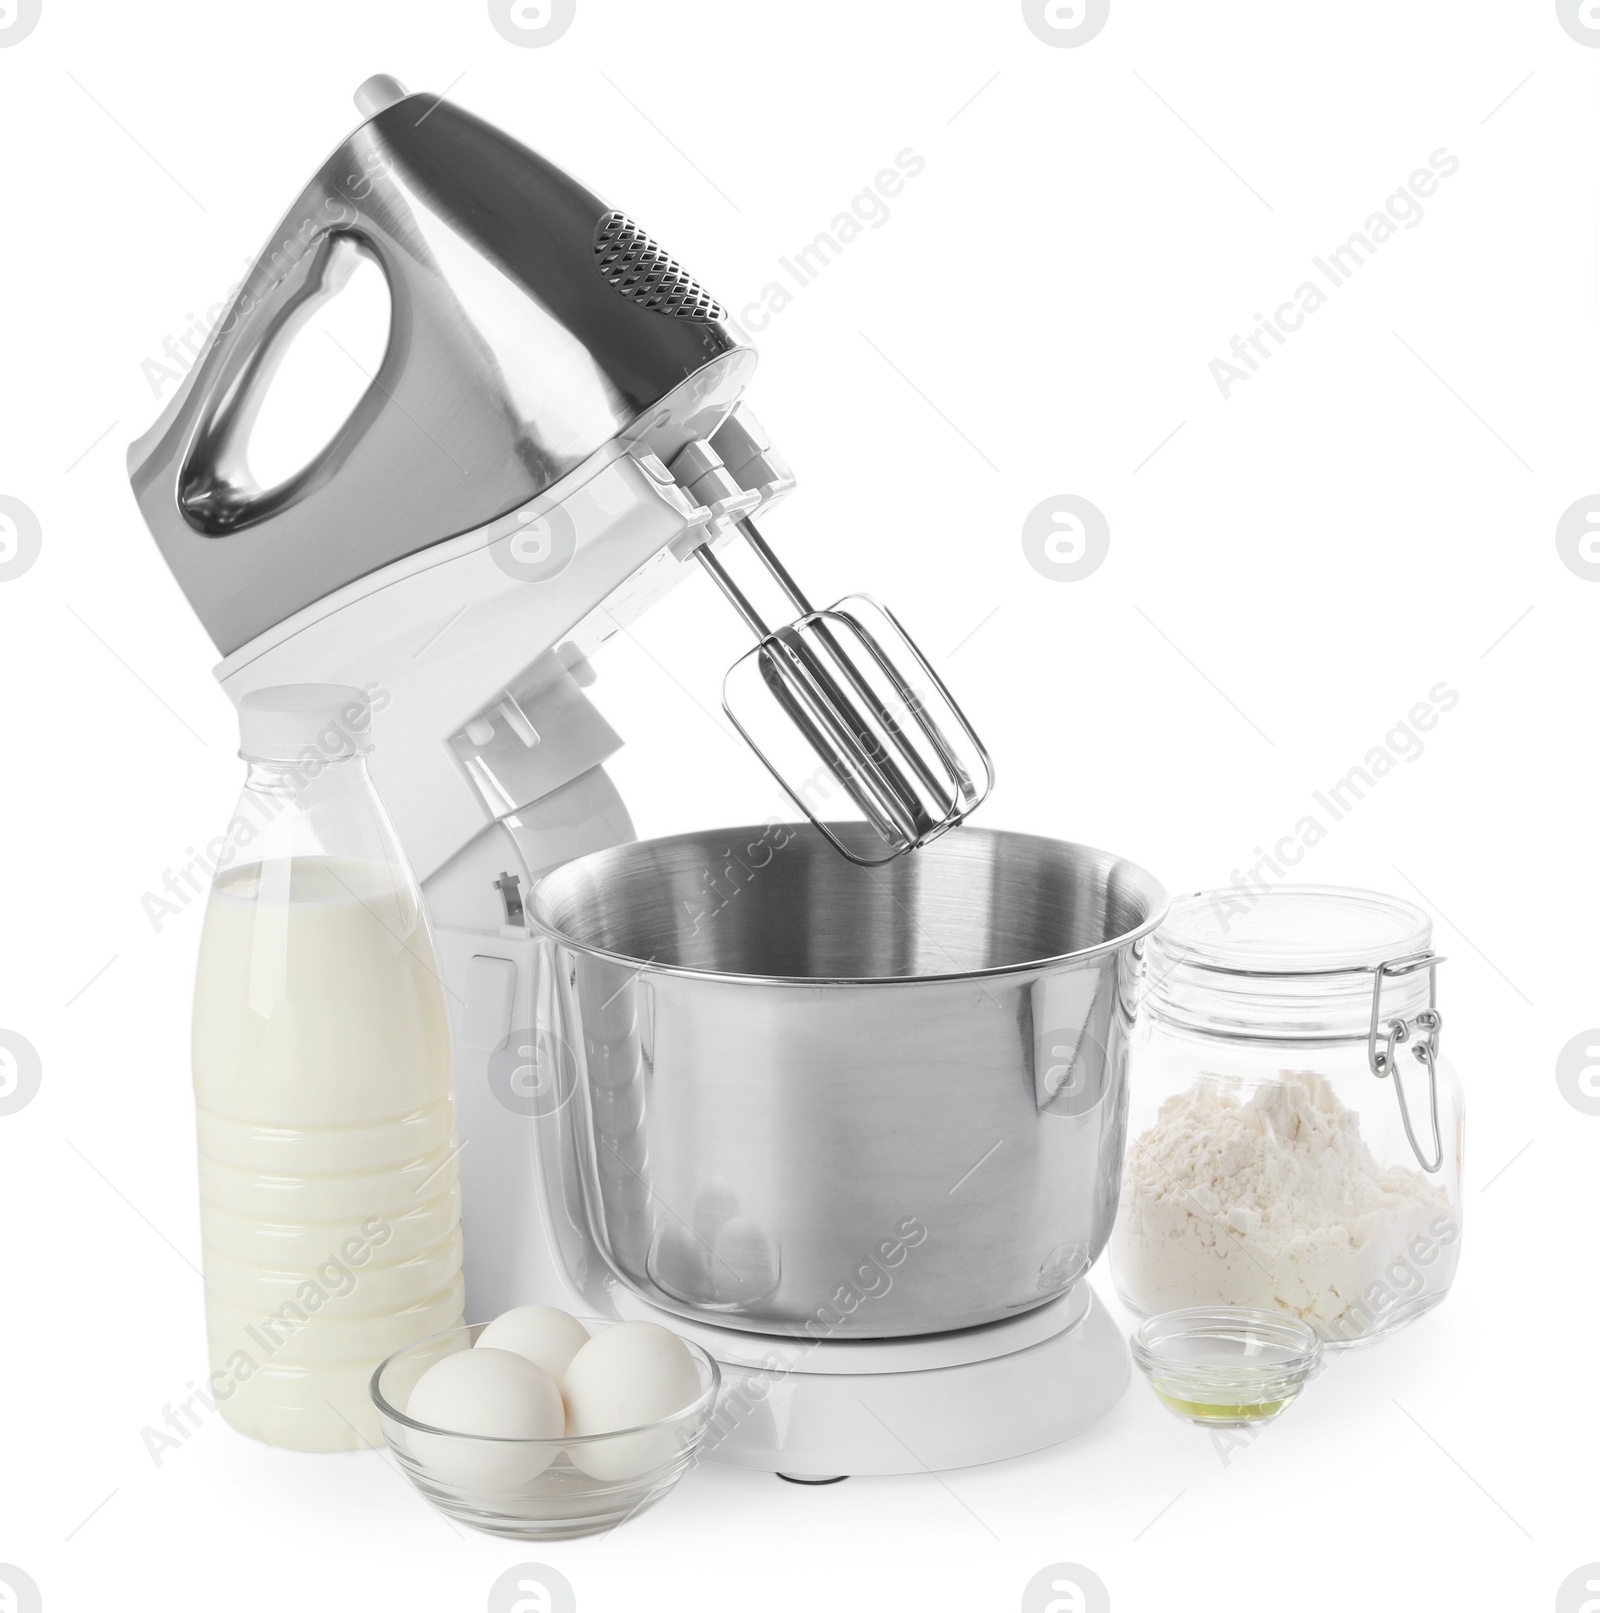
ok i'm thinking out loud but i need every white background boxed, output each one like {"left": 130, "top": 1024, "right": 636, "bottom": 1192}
{"left": 0, "top": 1, "right": 1593, "bottom": 1608}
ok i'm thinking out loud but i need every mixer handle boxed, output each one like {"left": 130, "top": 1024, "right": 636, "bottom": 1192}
{"left": 177, "top": 217, "right": 398, "bottom": 537}
{"left": 124, "top": 119, "right": 466, "bottom": 658}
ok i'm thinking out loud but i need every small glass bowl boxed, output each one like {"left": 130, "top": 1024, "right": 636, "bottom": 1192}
{"left": 1130, "top": 1307, "right": 1322, "bottom": 1427}
{"left": 371, "top": 1319, "right": 721, "bottom": 1539}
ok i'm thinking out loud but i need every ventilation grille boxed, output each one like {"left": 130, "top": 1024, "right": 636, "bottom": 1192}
{"left": 593, "top": 211, "right": 726, "bottom": 322}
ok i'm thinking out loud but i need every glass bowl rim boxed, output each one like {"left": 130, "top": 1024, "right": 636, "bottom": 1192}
{"left": 1130, "top": 1305, "right": 1324, "bottom": 1375}
{"left": 370, "top": 1318, "right": 721, "bottom": 1444}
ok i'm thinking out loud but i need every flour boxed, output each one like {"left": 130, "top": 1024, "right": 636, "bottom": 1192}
{"left": 1113, "top": 1071, "right": 1453, "bottom": 1335}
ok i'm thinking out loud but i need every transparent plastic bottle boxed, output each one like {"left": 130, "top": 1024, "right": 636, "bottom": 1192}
{"left": 192, "top": 684, "right": 464, "bottom": 1450}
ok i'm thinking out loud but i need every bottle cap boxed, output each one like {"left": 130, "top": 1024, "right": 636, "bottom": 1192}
{"left": 238, "top": 683, "right": 374, "bottom": 763}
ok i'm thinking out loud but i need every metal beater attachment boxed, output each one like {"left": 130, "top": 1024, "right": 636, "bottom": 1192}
{"left": 693, "top": 516, "right": 993, "bottom": 867}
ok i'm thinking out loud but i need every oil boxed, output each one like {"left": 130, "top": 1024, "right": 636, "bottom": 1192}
{"left": 1153, "top": 1388, "right": 1294, "bottom": 1425}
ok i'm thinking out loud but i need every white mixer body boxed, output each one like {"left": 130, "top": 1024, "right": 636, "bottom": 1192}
{"left": 208, "top": 369, "right": 773, "bottom": 1323}
{"left": 128, "top": 78, "right": 1127, "bottom": 1474}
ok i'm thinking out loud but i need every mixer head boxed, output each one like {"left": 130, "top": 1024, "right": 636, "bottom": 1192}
{"left": 127, "top": 75, "right": 990, "bottom": 866}
{"left": 128, "top": 73, "right": 750, "bottom": 658}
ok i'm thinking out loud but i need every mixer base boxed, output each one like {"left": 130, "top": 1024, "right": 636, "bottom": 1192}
{"left": 696, "top": 1286, "right": 1130, "bottom": 1477}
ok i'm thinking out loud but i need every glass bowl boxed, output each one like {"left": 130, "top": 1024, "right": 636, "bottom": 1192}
{"left": 371, "top": 1319, "right": 721, "bottom": 1539}
{"left": 1130, "top": 1307, "right": 1322, "bottom": 1427}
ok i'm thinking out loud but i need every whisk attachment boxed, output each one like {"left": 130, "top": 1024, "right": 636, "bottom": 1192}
{"left": 699, "top": 519, "right": 992, "bottom": 866}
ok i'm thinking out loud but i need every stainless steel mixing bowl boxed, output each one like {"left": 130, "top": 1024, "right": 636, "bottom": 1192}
{"left": 532, "top": 824, "right": 1167, "bottom": 1337}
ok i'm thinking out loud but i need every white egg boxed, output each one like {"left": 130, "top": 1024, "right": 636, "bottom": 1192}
{"left": 562, "top": 1321, "right": 703, "bottom": 1480}
{"left": 476, "top": 1305, "right": 591, "bottom": 1383}
{"left": 406, "top": 1346, "right": 564, "bottom": 1491}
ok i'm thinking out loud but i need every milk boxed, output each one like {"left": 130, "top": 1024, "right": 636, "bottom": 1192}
{"left": 192, "top": 856, "right": 464, "bottom": 1451}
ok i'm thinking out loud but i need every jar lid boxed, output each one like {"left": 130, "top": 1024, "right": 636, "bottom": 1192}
{"left": 1157, "top": 886, "right": 1430, "bottom": 973}
{"left": 1148, "top": 885, "right": 1435, "bottom": 1040}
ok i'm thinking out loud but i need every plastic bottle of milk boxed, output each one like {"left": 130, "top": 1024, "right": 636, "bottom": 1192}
{"left": 192, "top": 684, "right": 464, "bottom": 1451}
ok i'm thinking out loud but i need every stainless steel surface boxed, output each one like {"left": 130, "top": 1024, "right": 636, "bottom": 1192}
{"left": 128, "top": 81, "right": 746, "bottom": 655}
{"left": 699, "top": 514, "right": 992, "bottom": 865}
{"left": 533, "top": 826, "right": 1168, "bottom": 1337}
{"left": 697, "top": 553, "right": 935, "bottom": 853}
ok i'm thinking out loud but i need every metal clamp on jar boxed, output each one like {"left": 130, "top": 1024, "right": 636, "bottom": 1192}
{"left": 1365, "top": 950, "right": 1447, "bottom": 1173}
{"left": 1110, "top": 886, "right": 1464, "bottom": 1349}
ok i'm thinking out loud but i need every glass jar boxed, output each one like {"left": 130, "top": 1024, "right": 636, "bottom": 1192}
{"left": 1110, "top": 886, "right": 1463, "bottom": 1349}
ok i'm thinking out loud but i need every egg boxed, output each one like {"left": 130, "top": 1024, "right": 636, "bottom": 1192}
{"left": 562, "top": 1321, "right": 703, "bottom": 1480}
{"left": 406, "top": 1346, "right": 564, "bottom": 1491}
{"left": 476, "top": 1305, "right": 591, "bottom": 1383}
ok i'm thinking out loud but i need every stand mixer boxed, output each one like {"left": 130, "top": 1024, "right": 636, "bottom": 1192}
{"left": 129, "top": 77, "right": 1151, "bottom": 1476}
